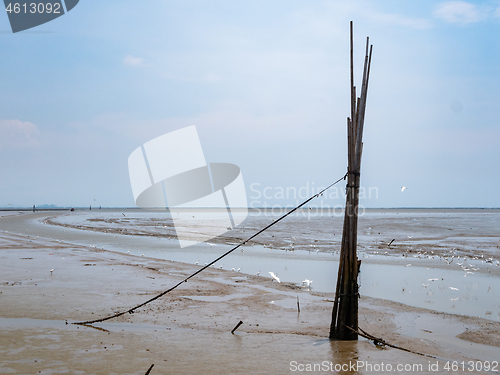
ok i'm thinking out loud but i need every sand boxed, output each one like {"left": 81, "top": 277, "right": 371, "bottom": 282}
{"left": 1, "top": 213, "right": 499, "bottom": 374}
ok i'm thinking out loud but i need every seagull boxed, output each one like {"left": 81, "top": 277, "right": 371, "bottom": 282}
{"left": 50, "top": 269, "right": 54, "bottom": 274}
{"left": 401, "top": 187, "right": 407, "bottom": 192}
{"left": 302, "top": 279, "right": 313, "bottom": 287}
{"left": 195, "top": 261, "right": 199, "bottom": 265}
{"left": 219, "top": 264, "right": 224, "bottom": 269}
{"left": 256, "top": 270, "right": 261, "bottom": 276}
{"left": 269, "top": 271, "right": 280, "bottom": 283}
{"left": 237, "top": 268, "right": 241, "bottom": 272}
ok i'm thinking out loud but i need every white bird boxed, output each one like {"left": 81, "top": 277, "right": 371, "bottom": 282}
{"left": 256, "top": 270, "right": 261, "bottom": 276}
{"left": 49, "top": 269, "right": 54, "bottom": 274}
{"left": 302, "top": 279, "right": 313, "bottom": 287}
{"left": 219, "top": 264, "right": 224, "bottom": 269}
{"left": 231, "top": 268, "right": 236, "bottom": 271}
{"left": 401, "top": 187, "right": 407, "bottom": 192}
{"left": 237, "top": 268, "right": 241, "bottom": 272}
{"left": 195, "top": 261, "right": 199, "bottom": 265}
{"left": 269, "top": 272, "right": 280, "bottom": 283}
{"left": 207, "top": 242, "right": 215, "bottom": 247}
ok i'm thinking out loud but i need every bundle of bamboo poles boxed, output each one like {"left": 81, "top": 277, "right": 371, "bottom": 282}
{"left": 329, "top": 22, "right": 373, "bottom": 341}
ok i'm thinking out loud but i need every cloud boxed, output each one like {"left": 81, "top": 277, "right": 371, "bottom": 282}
{"left": 0, "top": 119, "right": 39, "bottom": 147}
{"left": 123, "top": 55, "right": 145, "bottom": 67}
{"left": 433, "top": 1, "right": 482, "bottom": 24}
{"left": 367, "top": 11, "right": 432, "bottom": 29}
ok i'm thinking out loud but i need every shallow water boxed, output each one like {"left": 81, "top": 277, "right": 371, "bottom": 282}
{"left": 2, "top": 210, "right": 500, "bottom": 322}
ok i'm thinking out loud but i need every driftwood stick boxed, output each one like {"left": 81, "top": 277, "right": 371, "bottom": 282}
{"left": 145, "top": 364, "right": 154, "bottom": 375}
{"left": 231, "top": 320, "right": 244, "bottom": 334}
{"left": 297, "top": 296, "right": 300, "bottom": 313}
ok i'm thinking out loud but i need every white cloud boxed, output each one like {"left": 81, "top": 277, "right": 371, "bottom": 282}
{"left": 0, "top": 119, "right": 39, "bottom": 147}
{"left": 433, "top": 1, "right": 482, "bottom": 24}
{"left": 367, "top": 11, "right": 432, "bottom": 29}
{"left": 123, "top": 55, "right": 145, "bottom": 66}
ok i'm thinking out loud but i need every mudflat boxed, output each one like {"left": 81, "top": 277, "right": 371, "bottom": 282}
{"left": 1, "top": 219, "right": 499, "bottom": 374}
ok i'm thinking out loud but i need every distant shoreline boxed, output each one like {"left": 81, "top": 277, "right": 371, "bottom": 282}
{"left": 1, "top": 206, "right": 500, "bottom": 212}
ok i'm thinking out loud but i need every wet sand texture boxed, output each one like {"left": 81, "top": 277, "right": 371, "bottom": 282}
{"left": 1, "top": 226, "right": 499, "bottom": 374}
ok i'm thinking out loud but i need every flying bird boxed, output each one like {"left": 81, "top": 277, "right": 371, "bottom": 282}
{"left": 269, "top": 271, "right": 280, "bottom": 283}
{"left": 401, "top": 187, "right": 407, "bottom": 192}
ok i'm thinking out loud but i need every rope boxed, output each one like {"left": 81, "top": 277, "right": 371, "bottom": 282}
{"left": 345, "top": 325, "right": 436, "bottom": 358}
{"left": 73, "top": 172, "right": 348, "bottom": 325}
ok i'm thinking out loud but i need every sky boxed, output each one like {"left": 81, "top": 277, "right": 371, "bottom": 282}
{"left": 0, "top": 0, "right": 499, "bottom": 209}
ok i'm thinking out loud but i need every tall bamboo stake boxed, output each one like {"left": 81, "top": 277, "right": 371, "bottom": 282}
{"left": 329, "top": 21, "right": 373, "bottom": 341}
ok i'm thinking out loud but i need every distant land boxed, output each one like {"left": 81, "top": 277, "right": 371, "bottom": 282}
{"left": 0, "top": 206, "right": 499, "bottom": 211}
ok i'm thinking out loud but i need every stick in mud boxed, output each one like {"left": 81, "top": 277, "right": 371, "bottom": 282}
{"left": 231, "top": 321, "right": 244, "bottom": 334}
{"left": 297, "top": 296, "right": 300, "bottom": 313}
{"left": 145, "top": 364, "right": 154, "bottom": 375}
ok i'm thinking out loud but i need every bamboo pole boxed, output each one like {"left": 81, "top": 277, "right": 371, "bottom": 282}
{"left": 330, "top": 21, "right": 372, "bottom": 340}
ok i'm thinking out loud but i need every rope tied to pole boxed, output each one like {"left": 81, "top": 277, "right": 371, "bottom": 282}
{"left": 73, "top": 172, "right": 348, "bottom": 326}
